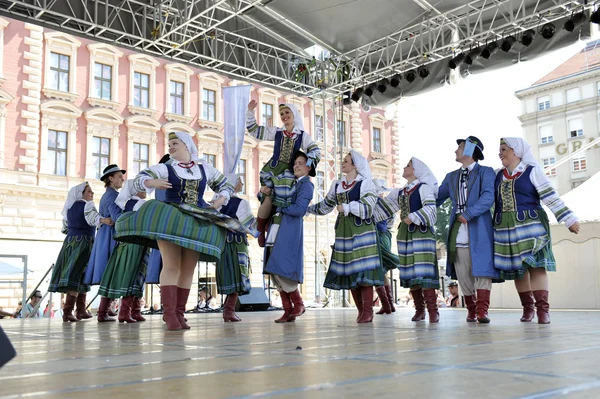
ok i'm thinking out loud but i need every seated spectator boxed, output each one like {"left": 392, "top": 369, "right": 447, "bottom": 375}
{"left": 12, "top": 301, "right": 23, "bottom": 318}
{"left": 446, "top": 281, "right": 460, "bottom": 308}
{"left": 43, "top": 301, "right": 54, "bottom": 318}
{"left": 436, "top": 290, "right": 447, "bottom": 308}
{"left": 23, "top": 291, "right": 43, "bottom": 318}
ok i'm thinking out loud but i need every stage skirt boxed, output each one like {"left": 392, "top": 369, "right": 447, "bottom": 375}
{"left": 216, "top": 234, "right": 251, "bottom": 295}
{"left": 397, "top": 224, "right": 439, "bottom": 289}
{"left": 378, "top": 229, "right": 399, "bottom": 272}
{"left": 97, "top": 242, "right": 148, "bottom": 299}
{"left": 49, "top": 235, "right": 93, "bottom": 294}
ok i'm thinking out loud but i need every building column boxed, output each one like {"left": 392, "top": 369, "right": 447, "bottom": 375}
{"left": 392, "top": 103, "right": 403, "bottom": 186}
{"left": 350, "top": 102, "right": 363, "bottom": 152}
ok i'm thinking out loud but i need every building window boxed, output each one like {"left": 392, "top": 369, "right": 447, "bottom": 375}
{"left": 49, "top": 52, "right": 70, "bottom": 92}
{"left": 262, "top": 103, "right": 274, "bottom": 126}
{"left": 169, "top": 81, "right": 184, "bottom": 115}
{"left": 537, "top": 96, "right": 550, "bottom": 111}
{"left": 316, "top": 171, "right": 325, "bottom": 201}
{"left": 93, "top": 63, "right": 112, "bottom": 101}
{"left": 337, "top": 121, "right": 346, "bottom": 148}
{"left": 572, "top": 156, "right": 587, "bottom": 172}
{"left": 202, "top": 89, "right": 216, "bottom": 121}
{"left": 539, "top": 125, "right": 553, "bottom": 144}
{"left": 372, "top": 127, "right": 382, "bottom": 153}
{"left": 568, "top": 118, "right": 584, "bottom": 138}
{"left": 133, "top": 72, "right": 150, "bottom": 108}
{"left": 92, "top": 136, "right": 111, "bottom": 180}
{"left": 542, "top": 157, "right": 556, "bottom": 177}
{"left": 132, "top": 142, "right": 149, "bottom": 175}
{"left": 47, "top": 129, "right": 67, "bottom": 176}
{"left": 237, "top": 159, "right": 247, "bottom": 195}
{"left": 203, "top": 153, "right": 216, "bottom": 167}
{"left": 315, "top": 114, "right": 324, "bottom": 142}
{"left": 566, "top": 88, "right": 580, "bottom": 103}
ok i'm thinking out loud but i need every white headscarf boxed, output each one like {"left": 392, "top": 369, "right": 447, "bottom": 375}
{"left": 372, "top": 178, "right": 391, "bottom": 194}
{"left": 61, "top": 182, "right": 88, "bottom": 221}
{"left": 349, "top": 149, "right": 373, "bottom": 180}
{"left": 169, "top": 131, "right": 201, "bottom": 162}
{"left": 115, "top": 180, "right": 140, "bottom": 210}
{"left": 411, "top": 157, "right": 439, "bottom": 199}
{"left": 279, "top": 103, "right": 305, "bottom": 132}
{"left": 502, "top": 137, "right": 539, "bottom": 167}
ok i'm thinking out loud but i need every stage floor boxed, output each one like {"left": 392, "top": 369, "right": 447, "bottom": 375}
{"left": 2, "top": 308, "right": 600, "bottom": 399}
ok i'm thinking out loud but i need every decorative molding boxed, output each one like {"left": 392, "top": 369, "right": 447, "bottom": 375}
{"left": 43, "top": 31, "right": 81, "bottom": 103}
{"left": 84, "top": 107, "right": 124, "bottom": 178}
{"left": 40, "top": 99, "right": 82, "bottom": 176}
{"left": 350, "top": 102, "right": 363, "bottom": 152}
{"left": 87, "top": 43, "right": 122, "bottom": 108}
{"left": 164, "top": 63, "right": 193, "bottom": 121}
{"left": 128, "top": 53, "right": 159, "bottom": 116}
{"left": 198, "top": 72, "right": 225, "bottom": 125}
{"left": 0, "top": 88, "right": 15, "bottom": 169}
{"left": 125, "top": 114, "right": 160, "bottom": 171}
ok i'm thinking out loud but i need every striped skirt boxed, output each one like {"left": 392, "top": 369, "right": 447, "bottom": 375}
{"left": 493, "top": 209, "right": 556, "bottom": 280}
{"left": 323, "top": 215, "right": 384, "bottom": 290}
{"left": 378, "top": 230, "right": 399, "bottom": 272}
{"left": 259, "top": 161, "right": 295, "bottom": 208}
{"left": 49, "top": 235, "right": 93, "bottom": 294}
{"left": 114, "top": 200, "right": 230, "bottom": 262}
{"left": 97, "top": 242, "right": 149, "bottom": 299}
{"left": 216, "top": 235, "right": 251, "bottom": 295}
{"left": 397, "top": 224, "right": 439, "bottom": 289}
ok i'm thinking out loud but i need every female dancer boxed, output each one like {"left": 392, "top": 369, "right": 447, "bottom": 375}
{"left": 114, "top": 132, "right": 249, "bottom": 331}
{"left": 146, "top": 154, "right": 171, "bottom": 286}
{"left": 308, "top": 150, "right": 384, "bottom": 323}
{"left": 377, "top": 158, "right": 440, "bottom": 323}
{"left": 494, "top": 138, "right": 579, "bottom": 324}
{"left": 49, "top": 183, "right": 113, "bottom": 322}
{"left": 246, "top": 101, "right": 320, "bottom": 246}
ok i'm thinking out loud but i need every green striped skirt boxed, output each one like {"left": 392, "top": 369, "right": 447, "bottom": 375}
{"left": 97, "top": 242, "right": 149, "bottom": 299}
{"left": 259, "top": 161, "right": 293, "bottom": 207}
{"left": 114, "top": 200, "right": 227, "bottom": 263}
{"left": 216, "top": 235, "right": 251, "bottom": 295}
{"left": 378, "top": 230, "right": 399, "bottom": 272}
{"left": 49, "top": 235, "right": 93, "bottom": 294}
{"left": 397, "top": 224, "right": 439, "bottom": 289}
{"left": 493, "top": 209, "right": 556, "bottom": 280}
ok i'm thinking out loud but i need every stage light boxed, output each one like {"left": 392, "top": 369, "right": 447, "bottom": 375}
{"left": 377, "top": 79, "right": 389, "bottom": 94}
{"left": 351, "top": 87, "right": 364, "bottom": 102}
{"left": 418, "top": 66, "right": 430, "bottom": 79}
{"left": 564, "top": 12, "right": 586, "bottom": 32}
{"left": 500, "top": 35, "right": 517, "bottom": 52}
{"left": 364, "top": 84, "right": 376, "bottom": 97}
{"left": 390, "top": 74, "right": 401, "bottom": 88}
{"left": 465, "top": 48, "right": 481, "bottom": 65}
{"left": 405, "top": 70, "right": 417, "bottom": 83}
{"left": 592, "top": 9, "right": 600, "bottom": 24}
{"left": 480, "top": 41, "right": 498, "bottom": 59}
{"left": 520, "top": 29, "right": 536, "bottom": 46}
{"left": 448, "top": 53, "right": 465, "bottom": 69}
{"left": 541, "top": 23, "right": 556, "bottom": 39}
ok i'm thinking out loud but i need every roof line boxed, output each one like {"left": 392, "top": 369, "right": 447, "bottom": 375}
{"left": 515, "top": 65, "right": 600, "bottom": 94}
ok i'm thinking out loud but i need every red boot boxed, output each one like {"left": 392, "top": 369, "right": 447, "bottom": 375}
{"left": 75, "top": 294, "right": 93, "bottom": 320}
{"left": 518, "top": 291, "right": 535, "bottom": 322}
{"left": 410, "top": 288, "right": 426, "bottom": 321}
{"left": 223, "top": 293, "right": 241, "bottom": 322}
{"left": 62, "top": 294, "right": 78, "bottom": 322}
{"left": 357, "top": 286, "right": 374, "bottom": 323}
{"left": 118, "top": 296, "right": 137, "bottom": 323}
{"left": 533, "top": 290, "right": 550, "bottom": 324}
{"left": 176, "top": 287, "right": 191, "bottom": 329}
{"left": 161, "top": 285, "right": 182, "bottom": 331}
{"left": 385, "top": 285, "right": 396, "bottom": 312}
{"left": 288, "top": 289, "right": 305, "bottom": 318}
{"left": 275, "top": 291, "right": 295, "bottom": 323}
{"left": 423, "top": 289, "right": 439, "bottom": 323}
{"left": 350, "top": 288, "right": 363, "bottom": 322}
{"left": 97, "top": 297, "right": 116, "bottom": 322}
{"left": 375, "top": 286, "right": 392, "bottom": 315}
{"left": 131, "top": 297, "right": 146, "bottom": 322}
{"left": 464, "top": 295, "right": 477, "bottom": 322}
{"left": 256, "top": 217, "right": 269, "bottom": 248}
{"left": 476, "top": 289, "right": 491, "bottom": 323}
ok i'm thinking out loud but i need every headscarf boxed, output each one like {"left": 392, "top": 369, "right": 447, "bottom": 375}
{"left": 372, "top": 178, "right": 391, "bottom": 194}
{"left": 226, "top": 173, "right": 241, "bottom": 186}
{"left": 279, "top": 103, "right": 305, "bottom": 132}
{"left": 115, "top": 180, "right": 140, "bottom": 210}
{"left": 501, "top": 137, "right": 539, "bottom": 167}
{"left": 168, "top": 132, "right": 201, "bottom": 162}
{"left": 61, "top": 182, "right": 88, "bottom": 221}
{"left": 411, "top": 157, "right": 439, "bottom": 199}
{"left": 349, "top": 149, "right": 373, "bottom": 180}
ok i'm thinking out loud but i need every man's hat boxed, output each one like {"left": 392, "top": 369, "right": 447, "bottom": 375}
{"left": 100, "top": 164, "right": 126, "bottom": 181}
{"left": 448, "top": 281, "right": 458, "bottom": 287}
{"left": 456, "top": 136, "right": 485, "bottom": 160}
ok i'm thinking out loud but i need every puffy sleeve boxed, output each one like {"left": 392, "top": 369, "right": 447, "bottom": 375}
{"left": 307, "top": 180, "right": 338, "bottom": 216}
{"left": 301, "top": 131, "right": 321, "bottom": 168}
{"left": 408, "top": 184, "right": 437, "bottom": 226}
{"left": 529, "top": 165, "right": 578, "bottom": 227}
{"left": 236, "top": 198, "right": 258, "bottom": 234}
{"left": 344, "top": 179, "right": 378, "bottom": 220}
{"left": 246, "top": 110, "right": 278, "bottom": 141}
{"left": 372, "top": 189, "right": 401, "bottom": 222}
{"left": 133, "top": 164, "right": 168, "bottom": 195}
{"left": 84, "top": 201, "right": 102, "bottom": 228}
{"left": 204, "top": 163, "right": 234, "bottom": 205}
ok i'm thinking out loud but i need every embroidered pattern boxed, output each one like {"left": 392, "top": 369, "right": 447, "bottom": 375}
{"left": 279, "top": 135, "right": 296, "bottom": 164}
{"left": 500, "top": 179, "right": 517, "bottom": 213}
{"left": 336, "top": 191, "right": 349, "bottom": 205}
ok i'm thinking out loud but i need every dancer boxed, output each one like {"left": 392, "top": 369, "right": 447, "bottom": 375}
{"left": 246, "top": 101, "right": 320, "bottom": 247}
{"left": 97, "top": 181, "right": 148, "bottom": 323}
{"left": 494, "top": 138, "right": 579, "bottom": 324}
{"left": 377, "top": 158, "right": 440, "bottom": 322}
{"left": 85, "top": 164, "right": 126, "bottom": 322}
{"left": 49, "top": 183, "right": 113, "bottom": 322}
{"left": 308, "top": 150, "right": 384, "bottom": 323}
{"left": 146, "top": 154, "right": 171, "bottom": 286}
{"left": 263, "top": 151, "right": 314, "bottom": 323}
{"left": 437, "top": 136, "right": 499, "bottom": 323}
{"left": 114, "top": 132, "right": 249, "bottom": 331}
{"left": 215, "top": 173, "right": 257, "bottom": 322}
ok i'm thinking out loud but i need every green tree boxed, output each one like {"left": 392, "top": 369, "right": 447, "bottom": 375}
{"left": 435, "top": 199, "right": 452, "bottom": 246}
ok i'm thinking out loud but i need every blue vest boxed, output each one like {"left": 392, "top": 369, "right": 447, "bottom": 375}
{"left": 494, "top": 166, "right": 540, "bottom": 219}
{"left": 270, "top": 130, "right": 304, "bottom": 168}
{"left": 407, "top": 183, "right": 423, "bottom": 213}
{"left": 67, "top": 201, "right": 95, "bottom": 238}
{"left": 219, "top": 197, "right": 247, "bottom": 243}
{"left": 164, "top": 164, "right": 208, "bottom": 207}
{"left": 335, "top": 181, "right": 374, "bottom": 226}
{"left": 124, "top": 199, "right": 139, "bottom": 212}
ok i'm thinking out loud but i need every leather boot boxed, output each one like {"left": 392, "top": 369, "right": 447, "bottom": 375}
{"left": 423, "top": 289, "right": 439, "bottom": 323}
{"left": 274, "top": 291, "right": 295, "bottom": 323}
{"left": 464, "top": 295, "right": 477, "bottom": 322}
{"left": 223, "top": 293, "right": 241, "bottom": 322}
{"left": 350, "top": 288, "right": 363, "bottom": 322}
{"left": 256, "top": 217, "right": 269, "bottom": 248}
{"left": 62, "top": 294, "right": 78, "bottom": 322}
{"left": 533, "top": 290, "right": 550, "bottom": 324}
{"left": 176, "top": 287, "right": 191, "bottom": 329}
{"left": 118, "top": 296, "right": 137, "bottom": 323}
{"left": 161, "top": 285, "right": 182, "bottom": 331}
{"left": 131, "top": 297, "right": 146, "bottom": 322}
{"left": 357, "top": 286, "right": 374, "bottom": 323}
{"left": 410, "top": 288, "right": 426, "bottom": 321}
{"left": 375, "top": 286, "right": 392, "bottom": 315}
{"left": 518, "top": 291, "right": 535, "bottom": 322}
{"left": 107, "top": 299, "right": 117, "bottom": 317}
{"left": 288, "top": 289, "right": 305, "bottom": 318}
{"left": 75, "top": 294, "right": 93, "bottom": 320}
{"left": 476, "top": 289, "right": 491, "bottom": 323}
{"left": 97, "top": 297, "right": 116, "bottom": 322}
{"left": 385, "top": 285, "right": 396, "bottom": 312}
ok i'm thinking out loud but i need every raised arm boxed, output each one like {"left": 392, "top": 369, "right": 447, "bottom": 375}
{"left": 246, "top": 105, "right": 279, "bottom": 141}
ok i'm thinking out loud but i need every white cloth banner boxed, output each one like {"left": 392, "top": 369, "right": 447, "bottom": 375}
{"left": 223, "top": 85, "right": 252, "bottom": 175}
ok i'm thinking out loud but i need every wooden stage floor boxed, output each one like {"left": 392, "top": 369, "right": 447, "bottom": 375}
{"left": 2, "top": 308, "right": 600, "bottom": 399}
